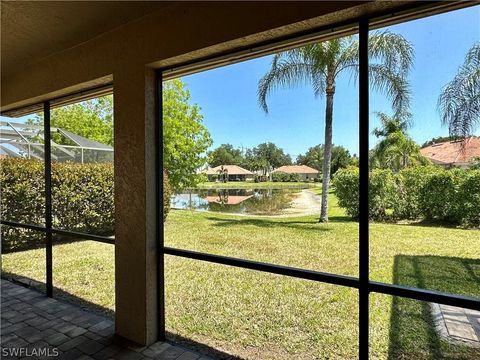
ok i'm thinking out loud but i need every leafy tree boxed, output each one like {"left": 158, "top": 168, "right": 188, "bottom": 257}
{"left": 296, "top": 145, "right": 324, "bottom": 171}
{"left": 243, "top": 142, "right": 291, "bottom": 174}
{"left": 163, "top": 79, "right": 212, "bottom": 190}
{"left": 28, "top": 81, "right": 210, "bottom": 191}
{"left": 208, "top": 144, "right": 244, "bottom": 167}
{"left": 296, "top": 144, "right": 351, "bottom": 177}
{"left": 371, "top": 112, "right": 428, "bottom": 172}
{"left": 29, "top": 96, "right": 114, "bottom": 146}
{"left": 258, "top": 31, "right": 413, "bottom": 222}
{"left": 438, "top": 42, "right": 480, "bottom": 138}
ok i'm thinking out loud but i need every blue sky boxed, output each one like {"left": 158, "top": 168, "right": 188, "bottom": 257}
{"left": 181, "top": 6, "right": 479, "bottom": 158}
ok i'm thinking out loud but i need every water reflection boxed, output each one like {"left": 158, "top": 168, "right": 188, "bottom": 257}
{"left": 172, "top": 188, "right": 299, "bottom": 215}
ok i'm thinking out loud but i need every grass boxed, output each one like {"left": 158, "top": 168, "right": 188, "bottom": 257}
{"left": 196, "top": 181, "right": 319, "bottom": 189}
{"left": 2, "top": 194, "right": 479, "bottom": 359}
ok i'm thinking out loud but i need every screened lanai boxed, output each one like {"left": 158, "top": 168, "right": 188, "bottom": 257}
{"left": 0, "top": 121, "right": 113, "bottom": 163}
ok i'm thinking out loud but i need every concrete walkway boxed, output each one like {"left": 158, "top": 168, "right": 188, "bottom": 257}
{"left": 431, "top": 303, "right": 480, "bottom": 347}
{"left": 1, "top": 279, "right": 212, "bottom": 360}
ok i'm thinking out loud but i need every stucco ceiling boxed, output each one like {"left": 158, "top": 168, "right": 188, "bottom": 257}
{"left": 1, "top": 1, "right": 170, "bottom": 75}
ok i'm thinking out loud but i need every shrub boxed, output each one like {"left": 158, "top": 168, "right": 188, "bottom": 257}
{"left": 1, "top": 159, "right": 45, "bottom": 251}
{"left": 458, "top": 170, "right": 480, "bottom": 227}
{"left": 1, "top": 159, "right": 175, "bottom": 251}
{"left": 1, "top": 158, "right": 115, "bottom": 252}
{"left": 332, "top": 167, "right": 359, "bottom": 219}
{"left": 334, "top": 164, "right": 480, "bottom": 227}
{"left": 333, "top": 167, "right": 396, "bottom": 221}
{"left": 417, "top": 169, "right": 464, "bottom": 223}
{"left": 289, "top": 173, "right": 300, "bottom": 182}
{"left": 272, "top": 172, "right": 289, "bottom": 182}
{"left": 369, "top": 169, "right": 396, "bottom": 221}
{"left": 393, "top": 166, "right": 439, "bottom": 220}
{"left": 51, "top": 162, "right": 115, "bottom": 235}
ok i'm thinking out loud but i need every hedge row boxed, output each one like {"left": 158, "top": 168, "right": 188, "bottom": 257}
{"left": 332, "top": 166, "right": 480, "bottom": 227}
{"left": 1, "top": 158, "right": 172, "bottom": 252}
{"left": 271, "top": 172, "right": 301, "bottom": 182}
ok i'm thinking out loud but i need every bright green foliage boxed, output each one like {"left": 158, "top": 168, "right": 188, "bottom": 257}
{"left": 29, "top": 96, "right": 114, "bottom": 146}
{"left": 242, "top": 142, "right": 291, "bottom": 173}
{"left": 393, "top": 166, "right": 439, "bottom": 219}
{"left": 207, "top": 144, "right": 244, "bottom": 167}
{"left": 333, "top": 165, "right": 480, "bottom": 227}
{"left": 1, "top": 159, "right": 176, "bottom": 250}
{"left": 296, "top": 144, "right": 352, "bottom": 177}
{"left": 333, "top": 166, "right": 396, "bottom": 221}
{"left": 371, "top": 112, "right": 429, "bottom": 172}
{"left": 368, "top": 169, "right": 396, "bottom": 221}
{"left": 459, "top": 170, "right": 480, "bottom": 226}
{"left": 332, "top": 167, "right": 360, "bottom": 219}
{"left": 163, "top": 79, "right": 212, "bottom": 190}
{"left": 271, "top": 172, "right": 301, "bottom": 182}
{"left": 1, "top": 158, "right": 114, "bottom": 251}
{"left": 0, "top": 159, "right": 45, "bottom": 251}
{"left": 51, "top": 161, "right": 115, "bottom": 234}
{"left": 417, "top": 169, "right": 465, "bottom": 223}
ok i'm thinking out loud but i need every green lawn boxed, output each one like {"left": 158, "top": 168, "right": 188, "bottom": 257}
{"left": 196, "top": 181, "right": 319, "bottom": 189}
{"left": 2, "top": 196, "right": 479, "bottom": 359}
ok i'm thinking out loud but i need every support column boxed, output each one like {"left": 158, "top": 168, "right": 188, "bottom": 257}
{"left": 114, "top": 66, "right": 159, "bottom": 345}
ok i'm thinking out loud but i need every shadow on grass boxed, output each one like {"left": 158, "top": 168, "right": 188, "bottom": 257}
{"left": 388, "top": 255, "right": 480, "bottom": 359}
{"left": 0, "top": 275, "right": 245, "bottom": 360}
{"left": 204, "top": 215, "right": 353, "bottom": 231}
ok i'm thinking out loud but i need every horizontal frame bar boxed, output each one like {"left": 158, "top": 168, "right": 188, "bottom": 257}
{"left": 1, "top": 220, "right": 115, "bottom": 244}
{"left": 51, "top": 228, "right": 115, "bottom": 244}
{"left": 1, "top": 83, "right": 113, "bottom": 118}
{"left": 370, "top": 281, "right": 480, "bottom": 311}
{"left": 164, "top": 246, "right": 359, "bottom": 288}
{"left": 163, "top": 246, "right": 480, "bottom": 311}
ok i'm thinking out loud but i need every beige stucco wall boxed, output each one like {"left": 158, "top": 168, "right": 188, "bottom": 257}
{"left": 2, "top": 1, "right": 383, "bottom": 111}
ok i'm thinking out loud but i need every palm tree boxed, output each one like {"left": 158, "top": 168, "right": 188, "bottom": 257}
{"left": 258, "top": 31, "right": 413, "bottom": 222}
{"left": 438, "top": 42, "right": 480, "bottom": 138}
{"left": 217, "top": 165, "right": 228, "bottom": 183}
{"left": 372, "top": 111, "right": 427, "bottom": 172}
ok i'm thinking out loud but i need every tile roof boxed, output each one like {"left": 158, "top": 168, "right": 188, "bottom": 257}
{"left": 206, "top": 195, "right": 254, "bottom": 205}
{"left": 272, "top": 165, "right": 320, "bottom": 174}
{"left": 204, "top": 165, "right": 254, "bottom": 175}
{"left": 420, "top": 137, "right": 480, "bottom": 166}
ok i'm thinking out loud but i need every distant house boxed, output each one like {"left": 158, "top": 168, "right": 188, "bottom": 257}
{"left": 420, "top": 137, "right": 480, "bottom": 168}
{"left": 272, "top": 165, "right": 320, "bottom": 180}
{"left": 205, "top": 165, "right": 254, "bottom": 182}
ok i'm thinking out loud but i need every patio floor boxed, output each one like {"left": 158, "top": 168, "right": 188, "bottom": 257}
{"left": 0, "top": 279, "right": 212, "bottom": 360}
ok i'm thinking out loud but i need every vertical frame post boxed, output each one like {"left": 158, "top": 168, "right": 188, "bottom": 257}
{"left": 43, "top": 101, "right": 53, "bottom": 298}
{"left": 358, "top": 19, "right": 370, "bottom": 359}
{"left": 156, "top": 70, "right": 166, "bottom": 341}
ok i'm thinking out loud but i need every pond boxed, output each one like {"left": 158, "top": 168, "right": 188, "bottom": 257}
{"left": 171, "top": 188, "right": 301, "bottom": 215}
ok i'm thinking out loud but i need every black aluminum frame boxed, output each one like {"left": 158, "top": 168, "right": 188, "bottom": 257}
{"left": 1, "top": 3, "right": 479, "bottom": 359}
{"left": 1, "top": 99, "right": 115, "bottom": 298}
{"left": 156, "top": 7, "right": 480, "bottom": 360}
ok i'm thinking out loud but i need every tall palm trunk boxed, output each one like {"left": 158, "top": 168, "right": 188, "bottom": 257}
{"left": 320, "top": 71, "right": 335, "bottom": 222}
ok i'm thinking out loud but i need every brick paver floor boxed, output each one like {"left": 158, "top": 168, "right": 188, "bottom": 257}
{"left": 431, "top": 302, "right": 480, "bottom": 346}
{"left": 1, "top": 279, "right": 213, "bottom": 360}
